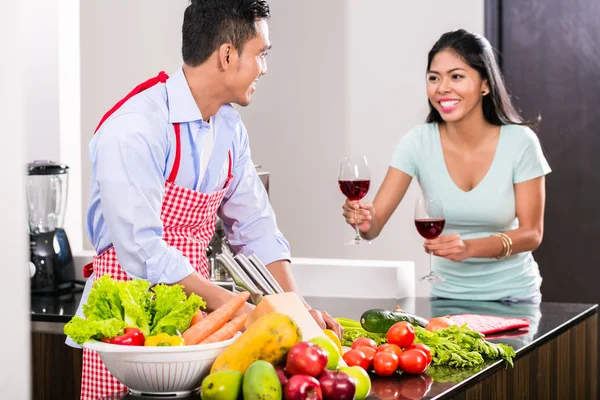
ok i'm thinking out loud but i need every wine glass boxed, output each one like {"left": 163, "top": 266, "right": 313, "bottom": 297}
{"left": 414, "top": 197, "right": 446, "bottom": 282}
{"left": 338, "top": 156, "right": 371, "bottom": 245}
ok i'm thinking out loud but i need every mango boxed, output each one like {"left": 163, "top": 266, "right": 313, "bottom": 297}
{"left": 200, "top": 370, "right": 243, "bottom": 400}
{"left": 243, "top": 360, "right": 282, "bottom": 400}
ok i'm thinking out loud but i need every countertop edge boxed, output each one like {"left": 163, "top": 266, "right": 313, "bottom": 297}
{"left": 432, "top": 303, "right": 598, "bottom": 400}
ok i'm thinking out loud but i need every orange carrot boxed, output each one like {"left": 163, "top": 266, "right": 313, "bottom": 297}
{"left": 190, "top": 309, "right": 204, "bottom": 326}
{"left": 200, "top": 314, "right": 248, "bottom": 344}
{"left": 182, "top": 291, "right": 250, "bottom": 345}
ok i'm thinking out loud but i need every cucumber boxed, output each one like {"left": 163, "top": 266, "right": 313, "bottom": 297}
{"left": 360, "top": 309, "right": 428, "bottom": 333}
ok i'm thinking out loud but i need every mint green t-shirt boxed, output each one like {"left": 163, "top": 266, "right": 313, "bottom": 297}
{"left": 391, "top": 123, "right": 551, "bottom": 301}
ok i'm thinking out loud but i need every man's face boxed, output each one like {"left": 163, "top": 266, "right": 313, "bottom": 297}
{"left": 226, "top": 19, "right": 271, "bottom": 106}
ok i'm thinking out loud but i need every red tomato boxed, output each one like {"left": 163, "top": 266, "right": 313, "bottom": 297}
{"left": 406, "top": 343, "right": 432, "bottom": 365}
{"left": 377, "top": 343, "right": 403, "bottom": 359}
{"left": 356, "top": 346, "right": 376, "bottom": 370}
{"left": 386, "top": 322, "right": 415, "bottom": 349}
{"left": 351, "top": 337, "right": 378, "bottom": 350}
{"left": 342, "top": 349, "right": 370, "bottom": 370}
{"left": 397, "top": 349, "right": 428, "bottom": 375}
{"left": 373, "top": 351, "right": 399, "bottom": 377}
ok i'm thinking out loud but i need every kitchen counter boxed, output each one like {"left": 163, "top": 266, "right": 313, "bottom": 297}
{"left": 31, "top": 292, "right": 597, "bottom": 400}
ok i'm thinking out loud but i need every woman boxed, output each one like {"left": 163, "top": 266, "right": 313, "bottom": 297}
{"left": 343, "top": 29, "right": 551, "bottom": 302}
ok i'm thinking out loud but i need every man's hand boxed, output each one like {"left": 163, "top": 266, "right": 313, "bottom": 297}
{"left": 309, "top": 309, "right": 344, "bottom": 340}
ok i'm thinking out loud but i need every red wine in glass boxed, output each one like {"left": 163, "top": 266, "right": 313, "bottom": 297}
{"left": 415, "top": 219, "right": 445, "bottom": 240}
{"left": 414, "top": 198, "right": 445, "bottom": 282}
{"left": 338, "top": 179, "right": 370, "bottom": 201}
{"left": 339, "top": 156, "right": 370, "bottom": 245}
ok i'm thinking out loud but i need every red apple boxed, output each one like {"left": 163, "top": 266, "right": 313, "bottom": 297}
{"left": 284, "top": 375, "right": 323, "bottom": 400}
{"left": 276, "top": 365, "right": 289, "bottom": 386}
{"left": 286, "top": 342, "right": 328, "bottom": 377}
{"left": 318, "top": 370, "right": 355, "bottom": 400}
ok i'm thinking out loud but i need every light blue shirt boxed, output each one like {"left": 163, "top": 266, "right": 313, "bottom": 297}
{"left": 86, "top": 66, "right": 291, "bottom": 285}
{"left": 391, "top": 123, "right": 551, "bottom": 301}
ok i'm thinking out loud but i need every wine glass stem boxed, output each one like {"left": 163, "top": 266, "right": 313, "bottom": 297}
{"left": 354, "top": 209, "right": 361, "bottom": 240}
{"left": 429, "top": 252, "right": 433, "bottom": 275}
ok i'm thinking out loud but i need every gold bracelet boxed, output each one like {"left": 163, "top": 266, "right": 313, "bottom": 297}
{"left": 492, "top": 233, "right": 511, "bottom": 260}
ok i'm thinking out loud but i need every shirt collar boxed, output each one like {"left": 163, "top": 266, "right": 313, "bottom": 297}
{"left": 166, "top": 66, "right": 241, "bottom": 124}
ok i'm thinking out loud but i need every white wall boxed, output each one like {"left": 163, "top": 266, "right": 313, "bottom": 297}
{"left": 79, "top": 0, "right": 189, "bottom": 250}
{"left": 0, "top": 1, "right": 31, "bottom": 397}
{"left": 22, "top": 0, "right": 61, "bottom": 163}
{"left": 240, "top": 0, "right": 484, "bottom": 296}
{"left": 31, "top": 1, "right": 484, "bottom": 296}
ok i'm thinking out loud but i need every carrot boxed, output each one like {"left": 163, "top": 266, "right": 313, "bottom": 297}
{"left": 182, "top": 291, "right": 250, "bottom": 345}
{"left": 200, "top": 314, "right": 247, "bottom": 344}
{"left": 190, "top": 309, "right": 204, "bottom": 326}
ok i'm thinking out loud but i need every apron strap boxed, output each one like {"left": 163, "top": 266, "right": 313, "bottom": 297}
{"left": 94, "top": 71, "right": 169, "bottom": 134}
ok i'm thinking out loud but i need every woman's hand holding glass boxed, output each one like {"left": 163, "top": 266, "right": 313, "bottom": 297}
{"left": 342, "top": 200, "right": 375, "bottom": 235}
{"left": 424, "top": 233, "right": 470, "bottom": 262}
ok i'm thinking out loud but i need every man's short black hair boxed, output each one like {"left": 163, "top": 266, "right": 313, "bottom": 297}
{"left": 182, "top": 0, "right": 270, "bottom": 66}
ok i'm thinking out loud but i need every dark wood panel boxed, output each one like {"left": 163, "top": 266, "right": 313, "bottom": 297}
{"left": 31, "top": 333, "right": 82, "bottom": 400}
{"left": 499, "top": 0, "right": 600, "bottom": 305}
{"left": 449, "top": 313, "right": 597, "bottom": 399}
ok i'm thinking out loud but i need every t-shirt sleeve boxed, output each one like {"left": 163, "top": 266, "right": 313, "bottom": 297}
{"left": 513, "top": 126, "right": 552, "bottom": 183}
{"left": 390, "top": 128, "right": 419, "bottom": 177}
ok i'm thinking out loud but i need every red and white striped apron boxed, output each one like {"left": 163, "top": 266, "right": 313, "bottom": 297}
{"left": 80, "top": 72, "right": 233, "bottom": 400}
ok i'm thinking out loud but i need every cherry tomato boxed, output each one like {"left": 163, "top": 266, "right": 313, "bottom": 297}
{"left": 342, "top": 349, "right": 370, "bottom": 370}
{"left": 397, "top": 349, "right": 428, "bottom": 375}
{"left": 373, "top": 351, "right": 399, "bottom": 377}
{"left": 386, "top": 321, "right": 415, "bottom": 349}
{"left": 406, "top": 343, "right": 432, "bottom": 365}
{"left": 356, "top": 346, "right": 376, "bottom": 370}
{"left": 377, "top": 343, "right": 403, "bottom": 359}
{"left": 351, "top": 337, "right": 378, "bottom": 350}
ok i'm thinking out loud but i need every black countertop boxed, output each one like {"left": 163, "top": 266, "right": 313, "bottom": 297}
{"left": 31, "top": 291, "right": 597, "bottom": 400}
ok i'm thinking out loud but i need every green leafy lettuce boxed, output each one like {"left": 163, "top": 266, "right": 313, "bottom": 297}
{"left": 336, "top": 317, "right": 386, "bottom": 347}
{"left": 414, "top": 324, "right": 516, "bottom": 367}
{"left": 64, "top": 275, "right": 205, "bottom": 345}
{"left": 149, "top": 284, "right": 205, "bottom": 336}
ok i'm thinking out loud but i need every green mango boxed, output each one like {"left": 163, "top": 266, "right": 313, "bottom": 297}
{"left": 201, "top": 370, "right": 243, "bottom": 400}
{"left": 243, "top": 360, "right": 282, "bottom": 400}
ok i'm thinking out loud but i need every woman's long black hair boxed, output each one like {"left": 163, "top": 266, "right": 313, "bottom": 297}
{"left": 426, "top": 29, "right": 536, "bottom": 127}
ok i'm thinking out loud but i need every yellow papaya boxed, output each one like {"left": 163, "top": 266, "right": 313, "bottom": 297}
{"left": 210, "top": 313, "right": 302, "bottom": 374}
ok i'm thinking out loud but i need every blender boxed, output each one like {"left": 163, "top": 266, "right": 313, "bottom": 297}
{"left": 27, "top": 160, "right": 75, "bottom": 293}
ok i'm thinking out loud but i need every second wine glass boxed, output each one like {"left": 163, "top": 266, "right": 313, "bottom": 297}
{"left": 414, "top": 197, "right": 446, "bottom": 282}
{"left": 338, "top": 156, "right": 371, "bottom": 245}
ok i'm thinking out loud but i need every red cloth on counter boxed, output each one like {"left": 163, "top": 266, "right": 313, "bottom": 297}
{"left": 449, "top": 314, "right": 530, "bottom": 335}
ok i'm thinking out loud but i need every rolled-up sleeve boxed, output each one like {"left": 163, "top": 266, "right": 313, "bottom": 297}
{"left": 217, "top": 123, "right": 291, "bottom": 265}
{"left": 92, "top": 113, "right": 195, "bottom": 284}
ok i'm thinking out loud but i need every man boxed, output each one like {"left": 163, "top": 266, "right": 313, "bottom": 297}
{"left": 75, "top": 0, "right": 342, "bottom": 398}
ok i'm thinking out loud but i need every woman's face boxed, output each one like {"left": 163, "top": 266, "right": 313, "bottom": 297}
{"left": 426, "top": 50, "right": 489, "bottom": 123}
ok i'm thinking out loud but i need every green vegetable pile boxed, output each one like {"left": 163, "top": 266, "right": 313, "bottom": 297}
{"left": 64, "top": 275, "right": 205, "bottom": 345}
{"left": 414, "top": 324, "right": 516, "bottom": 367}
{"left": 336, "top": 317, "right": 386, "bottom": 347}
{"left": 337, "top": 316, "right": 516, "bottom": 368}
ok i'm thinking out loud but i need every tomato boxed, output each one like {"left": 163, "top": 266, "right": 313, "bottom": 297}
{"left": 373, "top": 351, "right": 399, "bottom": 377}
{"left": 377, "top": 343, "right": 403, "bottom": 359}
{"left": 386, "top": 322, "right": 415, "bottom": 349}
{"left": 406, "top": 343, "right": 432, "bottom": 365}
{"left": 342, "top": 349, "right": 370, "bottom": 370}
{"left": 351, "top": 337, "right": 378, "bottom": 350}
{"left": 397, "top": 349, "right": 428, "bottom": 375}
{"left": 356, "top": 346, "right": 376, "bottom": 370}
